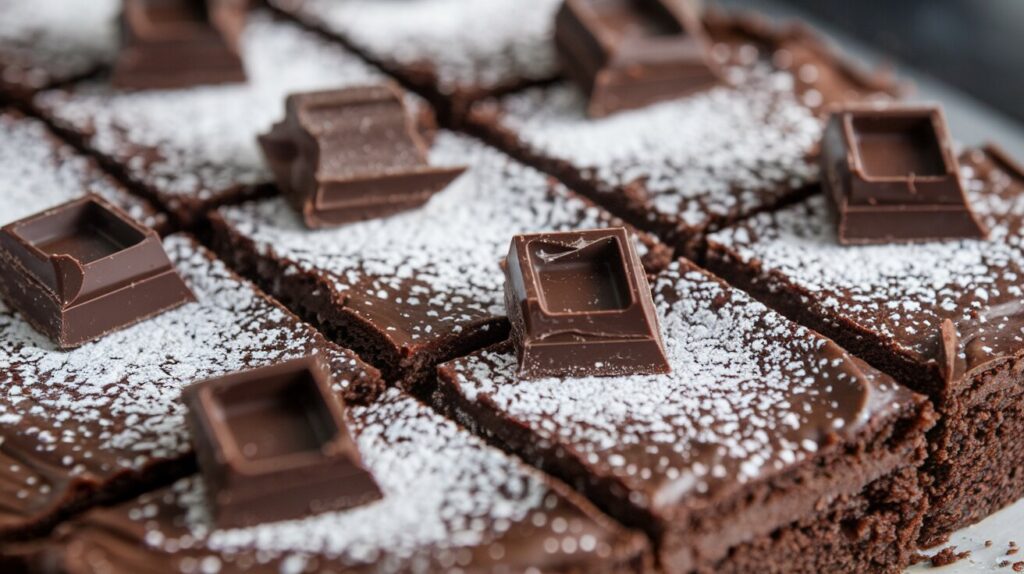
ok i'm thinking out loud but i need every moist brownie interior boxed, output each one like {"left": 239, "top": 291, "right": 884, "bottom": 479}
{"left": 706, "top": 146, "right": 1024, "bottom": 544}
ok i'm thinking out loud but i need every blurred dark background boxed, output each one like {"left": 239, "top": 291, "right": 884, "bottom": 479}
{"left": 779, "top": 0, "right": 1023, "bottom": 125}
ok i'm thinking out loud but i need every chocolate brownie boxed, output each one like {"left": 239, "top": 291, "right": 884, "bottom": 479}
{"left": 0, "top": 110, "right": 166, "bottom": 234}
{"left": 210, "top": 131, "right": 671, "bottom": 392}
{"left": 436, "top": 259, "right": 934, "bottom": 573}
{"left": 31, "top": 11, "right": 393, "bottom": 227}
{"left": 0, "top": 0, "right": 118, "bottom": 102}
{"left": 9, "top": 389, "right": 653, "bottom": 574}
{"left": 705, "top": 146, "right": 1024, "bottom": 545}
{"left": 467, "top": 11, "right": 898, "bottom": 257}
{"left": 267, "top": 0, "right": 563, "bottom": 120}
{"left": 0, "top": 234, "right": 382, "bottom": 542}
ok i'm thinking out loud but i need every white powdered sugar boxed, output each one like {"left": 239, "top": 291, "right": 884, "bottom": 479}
{"left": 35, "top": 12, "right": 387, "bottom": 202}
{"left": 218, "top": 131, "right": 646, "bottom": 344}
{"left": 119, "top": 390, "right": 622, "bottom": 572}
{"left": 494, "top": 61, "right": 823, "bottom": 227}
{"left": 273, "top": 0, "right": 561, "bottom": 93}
{"left": 448, "top": 262, "right": 902, "bottom": 506}
{"left": 0, "top": 236, "right": 367, "bottom": 485}
{"left": 0, "top": 0, "right": 118, "bottom": 90}
{"left": 707, "top": 156, "right": 1024, "bottom": 360}
{"left": 0, "top": 112, "right": 160, "bottom": 229}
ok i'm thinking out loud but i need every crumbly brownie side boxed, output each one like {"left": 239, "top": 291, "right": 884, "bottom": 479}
{"left": 209, "top": 131, "right": 670, "bottom": 394}
{"left": 466, "top": 10, "right": 898, "bottom": 258}
{"left": 436, "top": 259, "right": 933, "bottom": 572}
{"left": 0, "top": 235, "right": 382, "bottom": 542}
{"left": 705, "top": 146, "right": 1024, "bottom": 544}
{"left": 5, "top": 390, "right": 654, "bottom": 574}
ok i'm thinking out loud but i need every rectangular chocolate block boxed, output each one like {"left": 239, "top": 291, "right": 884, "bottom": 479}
{"left": 112, "top": 0, "right": 248, "bottom": 90}
{"left": 555, "top": 0, "right": 723, "bottom": 117}
{"left": 0, "top": 233, "right": 383, "bottom": 542}
{"left": 184, "top": 356, "right": 381, "bottom": 528}
{"left": 259, "top": 85, "right": 465, "bottom": 228}
{"left": 821, "top": 105, "right": 986, "bottom": 243}
{"left": 211, "top": 131, "right": 670, "bottom": 392}
{"left": 33, "top": 11, "right": 393, "bottom": 226}
{"left": 467, "top": 11, "right": 899, "bottom": 256}
{"left": 266, "top": 0, "right": 563, "bottom": 118}
{"left": 10, "top": 390, "right": 652, "bottom": 573}
{"left": 504, "top": 227, "right": 669, "bottom": 378}
{"left": 437, "top": 259, "right": 933, "bottom": 573}
{"left": 706, "top": 145, "right": 1024, "bottom": 544}
{"left": 0, "top": 194, "right": 195, "bottom": 348}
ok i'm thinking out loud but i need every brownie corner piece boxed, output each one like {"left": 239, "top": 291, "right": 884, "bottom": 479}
{"left": 436, "top": 258, "right": 933, "bottom": 573}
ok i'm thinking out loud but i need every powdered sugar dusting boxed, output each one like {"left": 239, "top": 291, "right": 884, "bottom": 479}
{"left": 0, "top": 0, "right": 118, "bottom": 92}
{"left": 34, "top": 12, "right": 386, "bottom": 203}
{"left": 218, "top": 131, "right": 649, "bottom": 347}
{"left": 0, "top": 236, "right": 371, "bottom": 511}
{"left": 272, "top": 0, "right": 561, "bottom": 93}
{"left": 0, "top": 112, "right": 161, "bottom": 230}
{"left": 446, "top": 261, "right": 905, "bottom": 508}
{"left": 707, "top": 152, "right": 1024, "bottom": 362}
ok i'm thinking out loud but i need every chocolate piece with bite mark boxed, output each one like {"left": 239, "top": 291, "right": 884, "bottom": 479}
{"left": 503, "top": 227, "right": 670, "bottom": 379}
{"left": 0, "top": 194, "right": 195, "bottom": 349}
{"left": 821, "top": 105, "right": 987, "bottom": 244}
{"left": 258, "top": 84, "right": 466, "bottom": 228}
{"left": 112, "top": 0, "right": 248, "bottom": 90}
{"left": 182, "top": 356, "right": 382, "bottom": 528}
{"left": 555, "top": 0, "right": 724, "bottom": 117}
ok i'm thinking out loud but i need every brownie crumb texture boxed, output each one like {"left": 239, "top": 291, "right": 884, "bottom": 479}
{"left": 930, "top": 546, "right": 971, "bottom": 567}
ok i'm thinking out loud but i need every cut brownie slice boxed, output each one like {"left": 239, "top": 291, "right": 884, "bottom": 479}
{"left": 705, "top": 146, "right": 1024, "bottom": 545}
{"left": 467, "top": 11, "right": 898, "bottom": 257}
{"left": 0, "top": 0, "right": 119, "bottom": 102}
{"left": 436, "top": 259, "right": 934, "bottom": 573}
{"left": 0, "top": 110, "right": 166, "bottom": 234}
{"left": 0, "top": 234, "right": 383, "bottom": 542}
{"left": 31, "top": 11, "right": 393, "bottom": 227}
{"left": 8, "top": 389, "right": 653, "bottom": 574}
{"left": 210, "top": 131, "right": 671, "bottom": 393}
{"left": 267, "top": 0, "right": 563, "bottom": 120}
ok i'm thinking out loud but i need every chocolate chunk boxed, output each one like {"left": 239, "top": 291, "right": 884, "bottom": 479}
{"left": 0, "top": 194, "right": 195, "bottom": 349}
{"left": 112, "top": 0, "right": 248, "bottom": 90}
{"left": 555, "top": 0, "right": 723, "bottom": 117}
{"left": 182, "top": 356, "right": 382, "bottom": 528}
{"left": 259, "top": 85, "right": 466, "bottom": 228}
{"left": 503, "top": 227, "right": 670, "bottom": 378}
{"left": 820, "top": 105, "right": 987, "bottom": 244}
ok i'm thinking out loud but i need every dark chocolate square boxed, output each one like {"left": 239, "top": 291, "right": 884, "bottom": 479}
{"left": 112, "top": 0, "right": 248, "bottom": 90}
{"left": 0, "top": 194, "right": 195, "bottom": 348}
{"left": 503, "top": 227, "right": 669, "bottom": 378}
{"left": 821, "top": 105, "right": 987, "bottom": 244}
{"left": 183, "top": 356, "right": 382, "bottom": 528}
{"left": 555, "top": 0, "right": 723, "bottom": 117}
{"left": 259, "top": 85, "right": 466, "bottom": 228}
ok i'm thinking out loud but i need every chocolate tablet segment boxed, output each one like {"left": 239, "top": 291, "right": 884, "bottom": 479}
{"left": 183, "top": 357, "right": 382, "bottom": 528}
{"left": 821, "top": 105, "right": 987, "bottom": 244}
{"left": 112, "top": 0, "right": 248, "bottom": 89}
{"left": 503, "top": 227, "right": 670, "bottom": 378}
{"left": 555, "top": 0, "right": 723, "bottom": 117}
{"left": 259, "top": 85, "right": 466, "bottom": 228}
{"left": 0, "top": 194, "right": 195, "bottom": 348}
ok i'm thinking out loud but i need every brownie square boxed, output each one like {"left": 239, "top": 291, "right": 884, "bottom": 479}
{"left": 467, "top": 11, "right": 899, "bottom": 257}
{"left": 0, "top": 234, "right": 382, "bottom": 541}
{"left": 705, "top": 145, "right": 1024, "bottom": 544}
{"left": 0, "top": 0, "right": 119, "bottom": 102}
{"left": 32, "top": 11, "right": 394, "bottom": 227}
{"left": 9, "top": 390, "right": 652, "bottom": 573}
{"left": 210, "top": 131, "right": 671, "bottom": 392}
{"left": 436, "top": 259, "right": 933, "bottom": 573}
{"left": 0, "top": 110, "right": 167, "bottom": 234}
{"left": 267, "top": 0, "right": 563, "bottom": 119}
